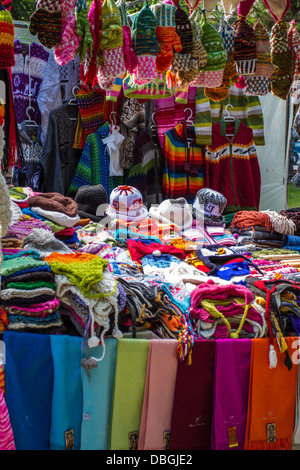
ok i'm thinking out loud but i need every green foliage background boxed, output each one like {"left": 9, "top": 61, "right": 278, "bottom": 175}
{"left": 11, "top": 0, "right": 300, "bottom": 30}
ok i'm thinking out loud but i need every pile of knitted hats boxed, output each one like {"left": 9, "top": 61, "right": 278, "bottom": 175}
{"left": 189, "top": 279, "right": 266, "bottom": 340}
{"left": 44, "top": 251, "right": 122, "bottom": 361}
{"left": 0, "top": 249, "right": 63, "bottom": 333}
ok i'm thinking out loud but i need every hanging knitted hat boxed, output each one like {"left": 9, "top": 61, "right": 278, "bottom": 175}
{"left": 270, "top": 19, "right": 294, "bottom": 100}
{"left": 218, "top": 15, "right": 235, "bottom": 59}
{"left": 171, "top": 6, "right": 193, "bottom": 75}
{"left": 233, "top": 18, "right": 257, "bottom": 75}
{"left": 190, "top": 11, "right": 227, "bottom": 88}
{"left": 177, "top": 7, "right": 207, "bottom": 86}
{"left": 204, "top": 53, "right": 239, "bottom": 101}
{"left": 245, "top": 19, "right": 277, "bottom": 96}
{"left": 80, "top": 0, "right": 101, "bottom": 87}
{"left": 0, "top": 1, "right": 14, "bottom": 68}
{"left": 150, "top": 1, "right": 182, "bottom": 74}
{"left": 54, "top": 0, "right": 80, "bottom": 66}
{"left": 131, "top": 1, "right": 160, "bottom": 85}
{"left": 288, "top": 21, "right": 300, "bottom": 97}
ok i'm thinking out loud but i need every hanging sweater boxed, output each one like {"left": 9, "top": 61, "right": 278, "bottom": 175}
{"left": 194, "top": 86, "right": 265, "bottom": 147}
{"left": 204, "top": 119, "right": 261, "bottom": 214}
{"left": 162, "top": 122, "right": 204, "bottom": 203}
{"left": 68, "top": 122, "right": 123, "bottom": 197}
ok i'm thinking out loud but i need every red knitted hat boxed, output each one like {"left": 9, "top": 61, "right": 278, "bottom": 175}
{"left": 233, "top": 18, "right": 257, "bottom": 75}
{"left": 0, "top": 1, "right": 14, "bottom": 69}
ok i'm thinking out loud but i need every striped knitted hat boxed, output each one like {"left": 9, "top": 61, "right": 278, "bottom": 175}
{"left": 131, "top": 2, "right": 159, "bottom": 57}
{"left": 233, "top": 18, "right": 257, "bottom": 76}
{"left": 200, "top": 12, "right": 227, "bottom": 72}
{"left": 171, "top": 6, "right": 193, "bottom": 74}
{"left": 0, "top": 1, "right": 14, "bottom": 68}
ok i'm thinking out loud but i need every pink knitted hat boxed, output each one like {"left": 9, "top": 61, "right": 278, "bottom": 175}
{"left": 54, "top": 0, "right": 80, "bottom": 66}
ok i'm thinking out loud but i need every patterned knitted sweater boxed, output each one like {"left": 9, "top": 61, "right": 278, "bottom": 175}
{"left": 204, "top": 119, "right": 261, "bottom": 214}
{"left": 194, "top": 86, "right": 265, "bottom": 147}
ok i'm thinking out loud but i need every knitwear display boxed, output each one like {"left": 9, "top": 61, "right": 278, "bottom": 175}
{"left": 233, "top": 18, "right": 257, "bottom": 76}
{"left": 29, "top": 0, "right": 62, "bottom": 49}
{"left": 270, "top": 20, "right": 294, "bottom": 100}
{"left": 0, "top": 3, "right": 14, "bottom": 68}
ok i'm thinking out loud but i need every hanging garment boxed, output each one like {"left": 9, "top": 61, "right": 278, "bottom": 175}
{"left": 11, "top": 39, "right": 49, "bottom": 125}
{"left": 244, "top": 336, "right": 298, "bottom": 450}
{"left": 3, "top": 331, "right": 54, "bottom": 450}
{"left": 68, "top": 121, "right": 123, "bottom": 197}
{"left": 13, "top": 122, "right": 43, "bottom": 192}
{"left": 102, "top": 128, "right": 125, "bottom": 177}
{"left": 194, "top": 85, "right": 265, "bottom": 146}
{"left": 211, "top": 338, "right": 252, "bottom": 450}
{"left": 80, "top": 339, "right": 118, "bottom": 450}
{"left": 37, "top": 50, "right": 80, "bottom": 145}
{"left": 40, "top": 103, "right": 82, "bottom": 195}
{"left": 119, "top": 98, "right": 146, "bottom": 169}
{"left": 170, "top": 340, "right": 216, "bottom": 450}
{"left": 109, "top": 339, "right": 150, "bottom": 450}
{"left": 49, "top": 335, "right": 83, "bottom": 450}
{"left": 138, "top": 339, "right": 178, "bottom": 450}
{"left": 162, "top": 121, "right": 204, "bottom": 203}
{"left": 125, "top": 130, "right": 163, "bottom": 207}
{"left": 204, "top": 119, "right": 261, "bottom": 213}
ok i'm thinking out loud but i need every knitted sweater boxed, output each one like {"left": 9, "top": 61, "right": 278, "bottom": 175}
{"left": 162, "top": 122, "right": 204, "bottom": 203}
{"left": 204, "top": 119, "right": 261, "bottom": 213}
{"left": 194, "top": 86, "right": 265, "bottom": 146}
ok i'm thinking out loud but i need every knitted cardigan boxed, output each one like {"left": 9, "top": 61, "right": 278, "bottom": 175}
{"left": 204, "top": 119, "right": 261, "bottom": 214}
{"left": 194, "top": 85, "right": 265, "bottom": 146}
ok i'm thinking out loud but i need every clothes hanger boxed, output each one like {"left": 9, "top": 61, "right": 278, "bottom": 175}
{"left": 17, "top": 23, "right": 33, "bottom": 45}
{"left": 223, "top": 103, "right": 235, "bottom": 137}
{"left": 68, "top": 86, "right": 80, "bottom": 121}
{"left": 24, "top": 106, "right": 39, "bottom": 137}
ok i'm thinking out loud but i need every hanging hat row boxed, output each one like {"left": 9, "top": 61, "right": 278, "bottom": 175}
{"left": 27, "top": 0, "right": 300, "bottom": 101}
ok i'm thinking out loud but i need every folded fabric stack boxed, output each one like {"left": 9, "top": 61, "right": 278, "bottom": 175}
{"left": 230, "top": 210, "right": 295, "bottom": 249}
{"left": 280, "top": 208, "right": 300, "bottom": 237}
{"left": 189, "top": 280, "right": 266, "bottom": 340}
{"left": 1, "top": 217, "right": 52, "bottom": 249}
{"left": 22, "top": 192, "right": 80, "bottom": 233}
{"left": 0, "top": 250, "right": 62, "bottom": 332}
{"left": 44, "top": 252, "right": 121, "bottom": 360}
{"left": 54, "top": 226, "right": 80, "bottom": 251}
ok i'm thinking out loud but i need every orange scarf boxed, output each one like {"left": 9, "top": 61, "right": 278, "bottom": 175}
{"left": 244, "top": 337, "right": 299, "bottom": 450}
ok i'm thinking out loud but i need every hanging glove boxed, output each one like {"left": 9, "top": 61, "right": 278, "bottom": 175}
{"left": 76, "top": 8, "right": 93, "bottom": 63}
{"left": 54, "top": 0, "right": 80, "bottom": 66}
{"left": 29, "top": 0, "right": 62, "bottom": 49}
{"left": 155, "top": 26, "right": 182, "bottom": 74}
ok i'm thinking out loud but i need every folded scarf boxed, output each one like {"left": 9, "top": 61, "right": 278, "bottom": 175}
{"left": 0, "top": 256, "right": 49, "bottom": 278}
{"left": 49, "top": 335, "right": 83, "bottom": 450}
{"left": 28, "top": 193, "right": 78, "bottom": 218}
{"left": 1, "top": 270, "right": 55, "bottom": 288}
{"left": 138, "top": 339, "right": 178, "bottom": 450}
{"left": 170, "top": 340, "right": 216, "bottom": 450}
{"left": 244, "top": 337, "right": 299, "bottom": 450}
{"left": 80, "top": 339, "right": 118, "bottom": 450}
{"left": 109, "top": 339, "right": 150, "bottom": 450}
{"left": 230, "top": 211, "right": 272, "bottom": 232}
{"left": 211, "top": 338, "right": 252, "bottom": 450}
{"left": 7, "top": 311, "right": 63, "bottom": 331}
{"left": 3, "top": 331, "right": 54, "bottom": 450}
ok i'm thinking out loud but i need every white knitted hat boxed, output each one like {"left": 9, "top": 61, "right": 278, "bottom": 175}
{"left": 149, "top": 198, "right": 193, "bottom": 231}
{"left": 106, "top": 185, "right": 148, "bottom": 222}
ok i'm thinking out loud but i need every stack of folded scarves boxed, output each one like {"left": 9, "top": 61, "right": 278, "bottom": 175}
{"left": 54, "top": 227, "right": 80, "bottom": 251}
{"left": 0, "top": 249, "right": 62, "bottom": 332}
{"left": 189, "top": 280, "right": 266, "bottom": 340}
{"left": 1, "top": 217, "right": 52, "bottom": 249}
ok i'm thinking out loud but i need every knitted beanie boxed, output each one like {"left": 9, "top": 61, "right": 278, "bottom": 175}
{"left": 23, "top": 228, "right": 73, "bottom": 259}
{"left": 74, "top": 184, "right": 108, "bottom": 222}
{"left": 171, "top": 6, "right": 193, "bottom": 74}
{"left": 0, "top": 2, "right": 14, "bottom": 68}
{"left": 192, "top": 188, "right": 227, "bottom": 226}
{"left": 288, "top": 21, "right": 300, "bottom": 96}
{"left": 199, "top": 12, "right": 227, "bottom": 73}
{"left": 30, "top": 0, "right": 62, "bottom": 49}
{"left": 205, "top": 53, "right": 239, "bottom": 101}
{"left": 270, "top": 20, "right": 294, "bottom": 100}
{"left": 106, "top": 185, "right": 148, "bottom": 222}
{"left": 54, "top": 0, "right": 80, "bottom": 66}
{"left": 218, "top": 15, "right": 235, "bottom": 59}
{"left": 131, "top": 2, "right": 160, "bottom": 85}
{"left": 150, "top": 2, "right": 181, "bottom": 74}
{"left": 245, "top": 19, "right": 277, "bottom": 96}
{"left": 233, "top": 18, "right": 257, "bottom": 75}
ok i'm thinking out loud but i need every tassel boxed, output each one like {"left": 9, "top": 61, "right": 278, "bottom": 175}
{"left": 269, "top": 344, "right": 277, "bottom": 368}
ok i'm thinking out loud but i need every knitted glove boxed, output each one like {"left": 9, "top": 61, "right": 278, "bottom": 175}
{"left": 133, "top": 54, "right": 157, "bottom": 85}
{"left": 155, "top": 26, "right": 182, "bottom": 74}
{"left": 76, "top": 8, "right": 93, "bottom": 63}
{"left": 177, "top": 39, "right": 207, "bottom": 86}
{"left": 97, "top": 46, "right": 126, "bottom": 89}
{"left": 29, "top": 9, "right": 62, "bottom": 49}
{"left": 54, "top": 0, "right": 80, "bottom": 66}
{"left": 270, "top": 20, "right": 294, "bottom": 100}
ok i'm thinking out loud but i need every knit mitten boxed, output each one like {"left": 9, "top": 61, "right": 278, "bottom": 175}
{"left": 54, "top": 0, "right": 80, "bottom": 66}
{"left": 0, "top": 6, "right": 15, "bottom": 68}
{"left": 122, "top": 25, "right": 138, "bottom": 74}
{"left": 76, "top": 8, "right": 93, "bottom": 63}
{"left": 97, "top": 47, "right": 126, "bottom": 89}
{"left": 155, "top": 26, "right": 182, "bottom": 73}
{"left": 270, "top": 20, "right": 294, "bottom": 100}
{"left": 29, "top": 0, "right": 62, "bottom": 49}
{"left": 171, "top": 7, "right": 193, "bottom": 74}
{"left": 205, "top": 53, "right": 239, "bottom": 101}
